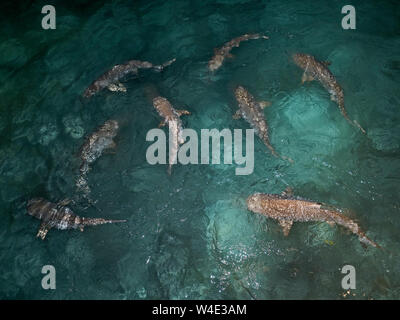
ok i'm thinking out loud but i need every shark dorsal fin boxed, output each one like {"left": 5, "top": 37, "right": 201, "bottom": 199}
{"left": 258, "top": 100, "right": 271, "bottom": 109}
{"left": 322, "top": 60, "right": 331, "bottom": 67}
{"left": 281, "top": 187, "right": 294, "bottom": 198}
{"left": 176, "top": 109, "right": 191, "bottom": 117}
{"left": 57, "top": 198, "right": 73, "bottom": 207}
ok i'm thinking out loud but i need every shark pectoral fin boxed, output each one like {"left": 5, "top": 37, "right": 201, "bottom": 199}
{"left": 279, "top": 219, "right": 293, "bottom": 236}
{"left": 57, "top": 198, "right": 73, "bottom": 207}
{"left": 107, "top": 83, "right": 118, "bottom": 92}
{"left": 301, "top": 72, "right": 307, "bottom": 84}
{"left": 118, "top": 83, "right": 127, "bottom": 92}
{"left": 326, "top": 221, "right": 335, "bottom": 227}
{"left": 108, "top": 82, "right": 127, "bottom": 93}
{"left": 258, "top": 101, "right": 271, "bottom": 109}
{"left": 103, "top": 141, "right": 117, "bottom": 154}
{"left": 177, "top": 109, "right": 191, "bottom": 117}
{"left": 301, "top": 72, "right": 314, "bottom": 84}
{"left": 37, "top": 223, "right": 50, "bottom": 240}
{"left": 105, "top": 140, "right": 117, "bottom": 151}
{"left": 232, "top": 110, "right": 242, "bottom": 120}
{"left": 281, "top": 187, "right": 294, "bottom": 197}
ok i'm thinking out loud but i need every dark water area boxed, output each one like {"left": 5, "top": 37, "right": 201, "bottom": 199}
{"left": 0, "top": 0, "right": 399, "bottom": 299}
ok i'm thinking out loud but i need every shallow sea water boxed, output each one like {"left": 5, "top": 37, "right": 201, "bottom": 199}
{"left": 0, "top": 0, "right": 400, "bottom": 299}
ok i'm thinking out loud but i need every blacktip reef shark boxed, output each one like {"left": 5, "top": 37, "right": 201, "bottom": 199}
{"left": 234, "top": 85, "right": 293, "bottom": 162}
{"left": 246, "top": 188, "right": 380, "bottom": 248}
{"left": 76, "top": 119, "right": 119, "bottom": 201}
{"left": 27, "top": 198, "right": 126, "bottom": 240}
{"left": 208, "top": 33, "right": 269, "bottom": 72}
{"left": 292, "top": 53, "right": 366, "bottom": 134}
{"left": 152, "top": 96, "right": 190, "bottom": 175}
{"left": 83, "top": 58, "right": 176, "bottom": 98}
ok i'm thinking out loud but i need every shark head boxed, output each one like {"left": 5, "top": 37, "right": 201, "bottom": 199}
{"left": 153, "top": 96, "right": 167, "bottom": 107}
{"left": 27, "top": 198, "right": 51, "bottom": 219}
{"left": 101, "top": 120, "right": 119, "bottom": 137}
{"left": 208, "top": 54, "right": 224, "bottom": 72}
{"left": 83, "top": 85, "right": 97, "bottom": 98}
{"left": 234, "top": 85, "right": 251, "bottom": 105}
{"left": 292, "top": 53, "right": 311, "bottom": 69}
{"left": 27, "top": 198, "right": 46, "bottom": 213}
{"left": 152, "top": 96, "right": 171, "bottom": 115}
{"left": 246, "top": 193, "right": 265, "bottom": 213}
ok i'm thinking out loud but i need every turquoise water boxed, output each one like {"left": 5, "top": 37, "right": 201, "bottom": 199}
{"left": 1, "top": 0, "right": 400, "bottom": 299}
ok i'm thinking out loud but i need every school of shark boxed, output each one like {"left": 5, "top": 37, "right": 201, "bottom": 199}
{"left": 25, "top": 31, "right": 381, "bottom": 254}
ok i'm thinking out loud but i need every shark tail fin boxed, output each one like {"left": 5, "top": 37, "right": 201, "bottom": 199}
{"left": 359, "top": 234, "right": 381, "bottom": 249}
{"left": 152, "top": 58, "right": 176, "bottom": 72}
{"left": 82, "top": 218, "right": 127, "bottom": 227}
{"left": 343, "top": 113, "right": 366, "bottom": 135}
{"left": 265, "top": 141, "right": 294, "bottom": 163}
{"left": 263, "top": 139, "right": 279, "bottom": 158}
{"left": 159, "top": 58, "right": 176, "bottom": 71}
{"left": 339, "top": 105, "right": 366, "bottom": 135}
{"left": 353, "top": 120, "right": 366, "bottom": 135}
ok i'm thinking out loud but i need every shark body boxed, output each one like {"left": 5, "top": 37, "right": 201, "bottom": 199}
{"left": 83, "top": 58, "right": 175, "bottom": 98}
{"left": 208, "top": 33, "right": 268, "bottom": 72}
{"left": 27, "top": 198, "right": 126, "bottom": 239}
{"left": 76, "top": 120, "right": 119, "bottom": 200}
{"left": 247, "top": 190, "right": 380, "bottom": 248}
{"left": 152, "top": 96, "right": 190, "bottom": 175}
{"left": 234, "top": 85, "right": 278, "bottom": 157}
{"left": 292, "top": 53, "right": 366, "bottom": 134}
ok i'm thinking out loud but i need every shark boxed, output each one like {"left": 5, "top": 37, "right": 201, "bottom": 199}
{"left": 27, "top": 198, "right": 126, "bottom": 239}
{"left": 83, "top": 58, "right": 176, "bottom": 98}
{"left": 208, "top": 33, "right": 268, "bottom": 72}
{"left": 233, "top": 85, "right": 281, "bottom": 158}
{"left": 76, "top": 119, "right": 119, "bottom": 201}
{"left": 152, "top": 96, "right": 190, "bottom": 175}
{"left": 246, "top": 189, "right": 380, "bottom": 248}
{"left": 292, "top": 53, "right": 366, "bottom": 134}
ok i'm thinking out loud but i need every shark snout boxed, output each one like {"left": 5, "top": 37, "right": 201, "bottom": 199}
{"left": 246, "top": 193, "right": 261, "bottom": 212}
